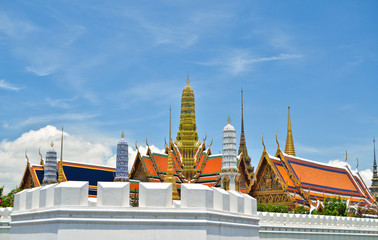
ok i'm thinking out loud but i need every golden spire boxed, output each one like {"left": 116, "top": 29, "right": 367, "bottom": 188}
{"left": 175, "top": 75, "right": 201, "bottom": 180}
{"left": 165, "top": 106, "right": 180, "bottom": 200}
{"left": 58, "top": 126, "right": 65, "bottom": 183}
{"left": 238, "top": 88, "right": 251, "bottom": 167}
{"left": 39, "top": 147, "right": 44, "bottom": 167}
{"left": 285, "top": 106, "right": 296, "bottom": 156}
{"left": 121, "top": 131, "right": 125, "bottom": 139}
{"left": 186, "top": 73, "right": 190, "bottom": 85}
{"left": 227, "top": 116, "right": 231, "bottom": 124}
{"left": 345, "top": 150, "right": 348, "bottom": 163}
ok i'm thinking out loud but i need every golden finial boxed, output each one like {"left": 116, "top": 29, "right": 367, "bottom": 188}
{"left": 121, "top": 131, "right": 125, "bottom": 139}
{"left": 51, "top": 141, "right": 54, "bottom": 148}
{"left": 135, "top": 141, "right": 139, "bottom": 151}
{"left": 227, "top": 116, "right": 231, "bottom": 124}
{"left": 169, "top": 106, "right": 172, "bottom": 143}
{"left": 276, "top": 132, "right": 280, "bottom": 149}
{"left": 165, "top": 106, "right": 180, "bottom": 200}
{"left": 203, "top": 133, "right": 207, "bottom": 143}
{"left": 356, "top": 157, "right": 359, "bottom": 171}
{"left": 25, "top": 149, "right": 29, "bottom": 164}
{"left": 345, "top": 150, "right": 348, "bottom": 162}
{"left": 39, "top": 147, "right": 44, "bottom": 167}
{"left": 186, "top": 73, "right": 190, "bottom": 85}
{"left": 262, "top": 134, "right": 266, "bottom": 150}
{"left": 164, "top": 137, "right": 168, "bottom": 148}
{"left": 58, "top": 126, "right": 65, "bottom": 183}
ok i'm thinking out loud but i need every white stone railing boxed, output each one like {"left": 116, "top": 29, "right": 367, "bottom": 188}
{"left": 258, "top": 211, "right": 378, "bottom": 240}
{"left": 258, "top": 211, "right": 377, "bottom": 230}
{"left": 0, "top": 207, "right": 12, "bottom": 240}
{"left": 0, "top": 208, "right": 13, "bottom": 220}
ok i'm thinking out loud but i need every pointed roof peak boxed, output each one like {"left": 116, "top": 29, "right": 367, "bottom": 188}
{"left": 186, "top": 73, "right": 190, "bottom": 85}
{"left": 285, "top": 106, "right": 296, "bottom": 156}
{"left": 121, "top": 131, "right": 125, "bottom": 139}
{"left": 227, "top": 116, "right": 231, "bottom": 124}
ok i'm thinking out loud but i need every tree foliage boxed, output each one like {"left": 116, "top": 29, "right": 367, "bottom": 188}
{"left": 257, "top": 203, "right": 289, "bottom": 213}
{"left": 0, "top": 186, "right": 21, "bottom": 208}
{"left": 323, "top": 196, "right": 348, "bottom": 216}
{"left": 294, "top": 206, "right": 309, "bottom": 214}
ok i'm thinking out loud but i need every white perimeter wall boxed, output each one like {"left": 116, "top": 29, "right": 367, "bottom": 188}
{"left": 10, "top": 182, "right": 259, "bottom": 240}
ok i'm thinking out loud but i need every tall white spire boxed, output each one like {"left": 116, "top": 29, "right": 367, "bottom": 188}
{"left": 220, "top": 117, "right": 239, "bottom": 191}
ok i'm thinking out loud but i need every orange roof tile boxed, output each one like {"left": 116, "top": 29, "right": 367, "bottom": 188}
{"left": 201, "top": 155, "right": 222, "bottom": 174}
{"left": 284, "top": 155, "right": 362, "bottom": 196}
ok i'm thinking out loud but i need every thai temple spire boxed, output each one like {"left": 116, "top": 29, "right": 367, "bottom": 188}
{"left": 43, "top": 141, "right": 58, "bottom": 184}
{"left": 285, "top": 106, "right": 296, "bottom": 156}
{"left": 165, "top": 107, "right": 180, "bottom": 200}
{"left": 370, "top": 138, "right": 378, "bottom": 198}
{"left": 39, "top": 147, "right": 44, "bottom": 168}
{"left": 114, "top": 131, "right": 129, "bottom": 182}
{"left": 220, "top": 117, "right": 239, "bottom": 191}
{"left": 175, "top": 74, "right": 201, "bottom": 181}
{"left": 58, "top": 127, "right": 65, "bottom": 183}
{"left": 238, "top": 88, "right": 251, "bottom": 167}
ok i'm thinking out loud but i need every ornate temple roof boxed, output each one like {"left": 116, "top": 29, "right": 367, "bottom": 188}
{"left": 129, "top": 144, "right": 251, "bottom": 192}
{"left": 251, "top": 146, "right": 375, "bottom": 207}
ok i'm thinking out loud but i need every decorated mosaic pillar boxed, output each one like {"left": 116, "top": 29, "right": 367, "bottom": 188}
{"left": 42, "top": 142, "right": 58, "bottom": 184}
{"left": 114, "top": 132, "right": 129, "bottom": 182}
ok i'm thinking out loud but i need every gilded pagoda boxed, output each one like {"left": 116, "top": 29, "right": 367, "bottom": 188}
{"left": 129, "top": 74, "right": 253, "bottom": 192}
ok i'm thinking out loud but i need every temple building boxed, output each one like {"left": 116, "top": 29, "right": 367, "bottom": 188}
{"left": 249, "top": 107, "right": 375, "bottom": 209}
{"left": 129, "top": 75, "right": 253, "bottom": 192}
{"left": 19, "top": 74, "right": 253, "bottom": 195}
{"left": 18, "top": 73, "right": 375, "bottom": 207}
{"left": 370, "top": 138, "right": 378, "bottom": 199}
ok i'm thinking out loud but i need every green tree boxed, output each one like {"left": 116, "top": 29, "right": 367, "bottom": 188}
{"left": 323, "top": 196, "right": 348, "bottom": 216}
{"left": 294, "top": 206, "right": 309, "bottom": 214}
{"left": 0, "top": 186, "right": 21, "bottom": 208}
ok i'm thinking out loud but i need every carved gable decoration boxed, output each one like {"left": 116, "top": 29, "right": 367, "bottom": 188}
{"left": 256, "top": 163, "right": 283, "bottom": 192}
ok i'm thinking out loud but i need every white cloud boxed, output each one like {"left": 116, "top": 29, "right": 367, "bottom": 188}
{"left": 0, "top": 125, "right": 166, "bottom": 194}
{"left": 46, "top": 97, "right": 77, "bottom": 109}
{"left": 194, "top": 51, "right": 302, "bottom": 75}
{"left": 26, "top": 65, "right": 60, "bottom": 77}
{"left": 0, "top": 125, "right": 113, "bottom": 193}
{"left": 327, "top": 159, "right": 373, "bottom": 188}
{"left": 0, "top": 79, "right": 22, "bottom": 91}
{"left": 7, "top": 113, "right": 99, "bottom": 129}
{"left": 0, "top": 12, "right": 36, "bottom": 39}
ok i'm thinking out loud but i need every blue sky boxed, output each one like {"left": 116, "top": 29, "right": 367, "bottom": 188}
{"left": 1, "top": 1, "right": 377, "bottom": 192}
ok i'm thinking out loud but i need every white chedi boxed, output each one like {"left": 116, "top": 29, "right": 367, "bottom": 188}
{"left": 220, "top": 117, "right": 239, "bottom": 191}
